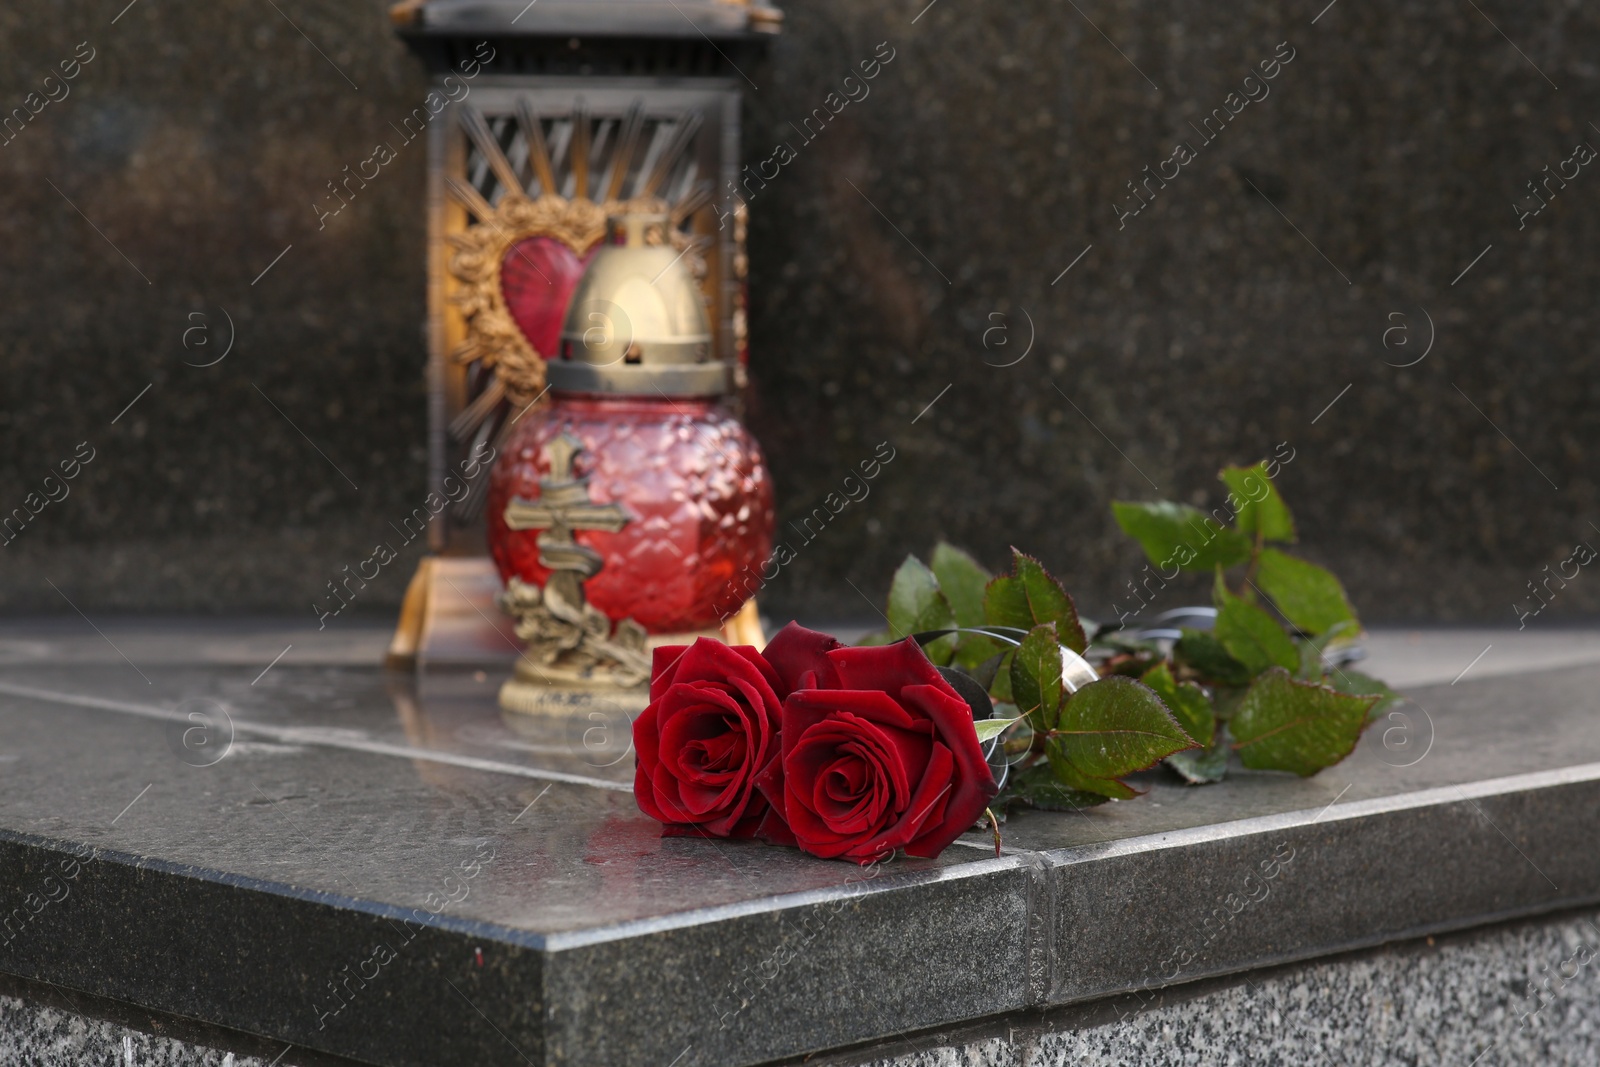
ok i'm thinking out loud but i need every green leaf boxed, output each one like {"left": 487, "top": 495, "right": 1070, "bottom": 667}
{"left": 1140, "top": 662, "right": 1213, "bottom": 747}
{"left": 887, "top": 554, "right": 954, "bottom": 637}
{"left": 1214, "top": 592, "right": 1299, "bottom": 676}
{"left": 983, "top": 551, "right": 1088, "bottom": 653}
{"left": 1048, "top": 747, "right": 1138, "bottom": 800}
{"left": 988, "top": 653, "right": 1015, "bottom": 704}
{"left": 1009, "top": 624, "right": 1063, "bottom": 730}
{"left": 1000, "top": 762, "right": 1108, "bottom": 812}
{"left": 952, "top": 634, "right": 1004, "bottom": 670}
{"left": 1112, "top": 501, "right": 1254, "bottom": 572}
{"left": 1210, "top": 683, "right": 1249, "bottom": 722}
{"left": 1256, "top": 549, "right": 1357, "bottom": 637}
{"left": 983, "top": 575, "right": 1033, "bottom": 630}
{"left": 967, "top": 650, "right": 1005, "bottom": 691}
{"left": 1294, "top": 639, "right": 1325, "bottom": 682}
{"left": 933, "top": 544, "right": 1004, "bottom": 668}
{"left": 1047, "top": 675, "right": 1198, "bottom": 798}
{"left": 1328, "top": 669, "right": 1403, "bottom": 723}
{"left": 885, "top": 554, "right": 956, "bottom": 664}
{"left": 1166, "top": 725, "right": 1231, "bottom": 784}
{"left": 931, "top": 543, "right": 990, "bottom": 626}
{"left": 1231, "top": 668, "right": 1377, "bottom": 776}
{"left": 1173, "top": 629, "right": 1253, "bottom": 688}
{"left": 1321, "top": 618, "right": 1363, "bottom": 649}
{"left": 972, "top": 716, "right": 1021, "bottom": 742}
{"left": 1219, "top": 462, "right": 1296, "bottom": 542}
{"left": 1012, "top": 550, "right": 1088, "bottom": 653}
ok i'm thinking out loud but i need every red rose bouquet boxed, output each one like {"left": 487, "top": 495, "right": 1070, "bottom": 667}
{"left": 633, "top": 623, "right": 999, "bottom": 863}
{"left": 633, "top": 462, "right": 1393, "bottom": 864}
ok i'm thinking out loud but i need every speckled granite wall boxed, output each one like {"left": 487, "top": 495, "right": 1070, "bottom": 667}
{"left": 0, "top": 972, "right": 361, "bottom": 1067}
{"left": 2, "top": 0, "right": 1598, "bottom": 623}
{"left": 837, "top": 909, "right": 1600, "bottom": 1067}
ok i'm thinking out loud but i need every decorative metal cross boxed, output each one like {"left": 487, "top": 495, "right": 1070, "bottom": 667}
{"left": 503, "top": 432, "right": 631, "bottom": 609}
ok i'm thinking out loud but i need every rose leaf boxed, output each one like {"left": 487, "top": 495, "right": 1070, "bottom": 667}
{"left": 1111, "top": 500, "right": 1254, "bottom": 572}
{"left": 1009, "top": 623, "right": 1063, "bottom": 730}
{"left": 1213, "top": 591, "right": 1300, "bottom": 676}
{"left": 999, "top": 762, "right": 1109, "bottom": 812}
{"left": 1256, "top": 548, "right": 1357, "bottom": 637}
{"left": 886, "top": 553, "right": 957, "bottom": 664}
{"left": 1047, "top": 675, "right": 1198, "bottom": 798}
{"left": 1047, "top": 747, "right": 1138, "bottom": 800}
{"left": 983, "top": 558, "right": 1088, "bottom": 654}
{"left": 1012, "top": 549, "right": 1088, "bottom": 653}
{"left": 1231, "top": 667, "right": 1378, "bottom": 776}
{"left": 931, "top": 542, "right": 990, "bottom": 626}
{"left": 1173, "top": 628, "right": 1252, "bottom": 687}
{"left": 983, "top": 574, "right": 1033, "bottom": 631}
{"left": 933, "top": 543, "right": 1004, "bottom": 668}
{"left": 1166, "top": 724, "right": 1232, "bottom": 784}
{"left": 1140, "top": 661, "right": 1214, "bottom": 748}
{"left": 1294, "top": 639, "right": 1325, "bottom": 682}
{"left": 1328, "top": 669, "right": 1403, "bottom": 723}
{"left": 1219, "top": 462, "right": 1296, "bottom": 543}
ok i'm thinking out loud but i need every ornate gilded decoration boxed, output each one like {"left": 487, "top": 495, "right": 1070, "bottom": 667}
{"left": 495, "top": 432, "right": 651, "bottom": 687}
{"left": 445, "top": 192, "right": 675, "bottom": 408}
{"left": 442, "top": 101, "right": 714, "bottom": 414}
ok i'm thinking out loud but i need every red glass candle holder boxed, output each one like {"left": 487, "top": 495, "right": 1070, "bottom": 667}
{"left": 487, "top": 393, "right": 774, "bottom": 633}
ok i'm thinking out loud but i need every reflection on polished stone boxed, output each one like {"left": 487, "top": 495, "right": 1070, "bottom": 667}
{"left": 3, "top": 640, "right": 1600, "bottom": 1066}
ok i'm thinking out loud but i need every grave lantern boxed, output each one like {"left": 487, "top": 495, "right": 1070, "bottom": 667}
{"left": 386, "top": 0, "right": 781, "bottom": 668}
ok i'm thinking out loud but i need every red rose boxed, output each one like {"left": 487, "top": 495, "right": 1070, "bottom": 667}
{"left": 632, "top": 638, "right": 783, "bottom": 837}
{"left": 755, "top": 629, "right": 999, "bottom": 864}
{"left": 760, "top": 620, "right": 843, "bottom": 693}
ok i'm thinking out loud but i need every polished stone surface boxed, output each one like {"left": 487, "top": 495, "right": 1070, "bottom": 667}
{"left": 7, "top": 614, "right": 1599, "bottom": 686}
{"left": 2, "top": 645, "right": 1600, "bottom": 1065}
{"left": 0, "top": 662, "right": 1014, "bottom": 1067}
{"left": 4, "top": 2, "right": 1600, "bottom": 623}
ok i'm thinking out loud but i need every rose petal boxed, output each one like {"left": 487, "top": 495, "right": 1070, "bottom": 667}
{"left": 755, "top": 807, "right": 797, "bottom": 847}
{"left": 672, "top": 638, "right": 782, "bottom": 704}
{"left": 658, "top": 688, "right": 753, "bottom": 816}
{"left": 753, "top": 754, "right": 795, "bottom": 845}
{"left": 826, "top": 637, "right": 950, "bottom": 701}
{"left": 725, "top": 804, "right": 768, "bottom": 839}
{"left": 702, "top": 791, "right": 766, "bottom": 837}
{"left": 648, "top": 645, "right": 691, "bottom": 703}
{"left": 762, "top": 622, "right": 843, "bottom": 695}
{"left": 782, "top": 688, "right": 921, "bottom": 733}
{"left": 898, "top": 682, "right": 999, "bottom": 857}
{"left": 815, "top": 750, "right": 880, "bottom": 834}
{"left": 631, "top": 638, "right": 785, "bottom": 837}
{"left": 861, "top": 742, "right": 955, "bottom": 860}
{"left": 783, "top": 711, "right": 935, "bottom": 858}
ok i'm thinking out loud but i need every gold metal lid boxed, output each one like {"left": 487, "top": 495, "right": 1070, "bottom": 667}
{"left": 551, "top": 214, "right": 725, "bottom": 396}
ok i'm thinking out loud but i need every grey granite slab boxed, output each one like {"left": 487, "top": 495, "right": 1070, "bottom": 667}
{"left": 1, "top": 659, "right": 1599, "bottom": 1065}
{"left": 829, "top": 907, "right": 1600, "bottom": 1067}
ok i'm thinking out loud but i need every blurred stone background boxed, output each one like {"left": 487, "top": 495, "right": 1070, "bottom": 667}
{"left": 2, "top": 0, "right": 1597, "bottom": 626}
